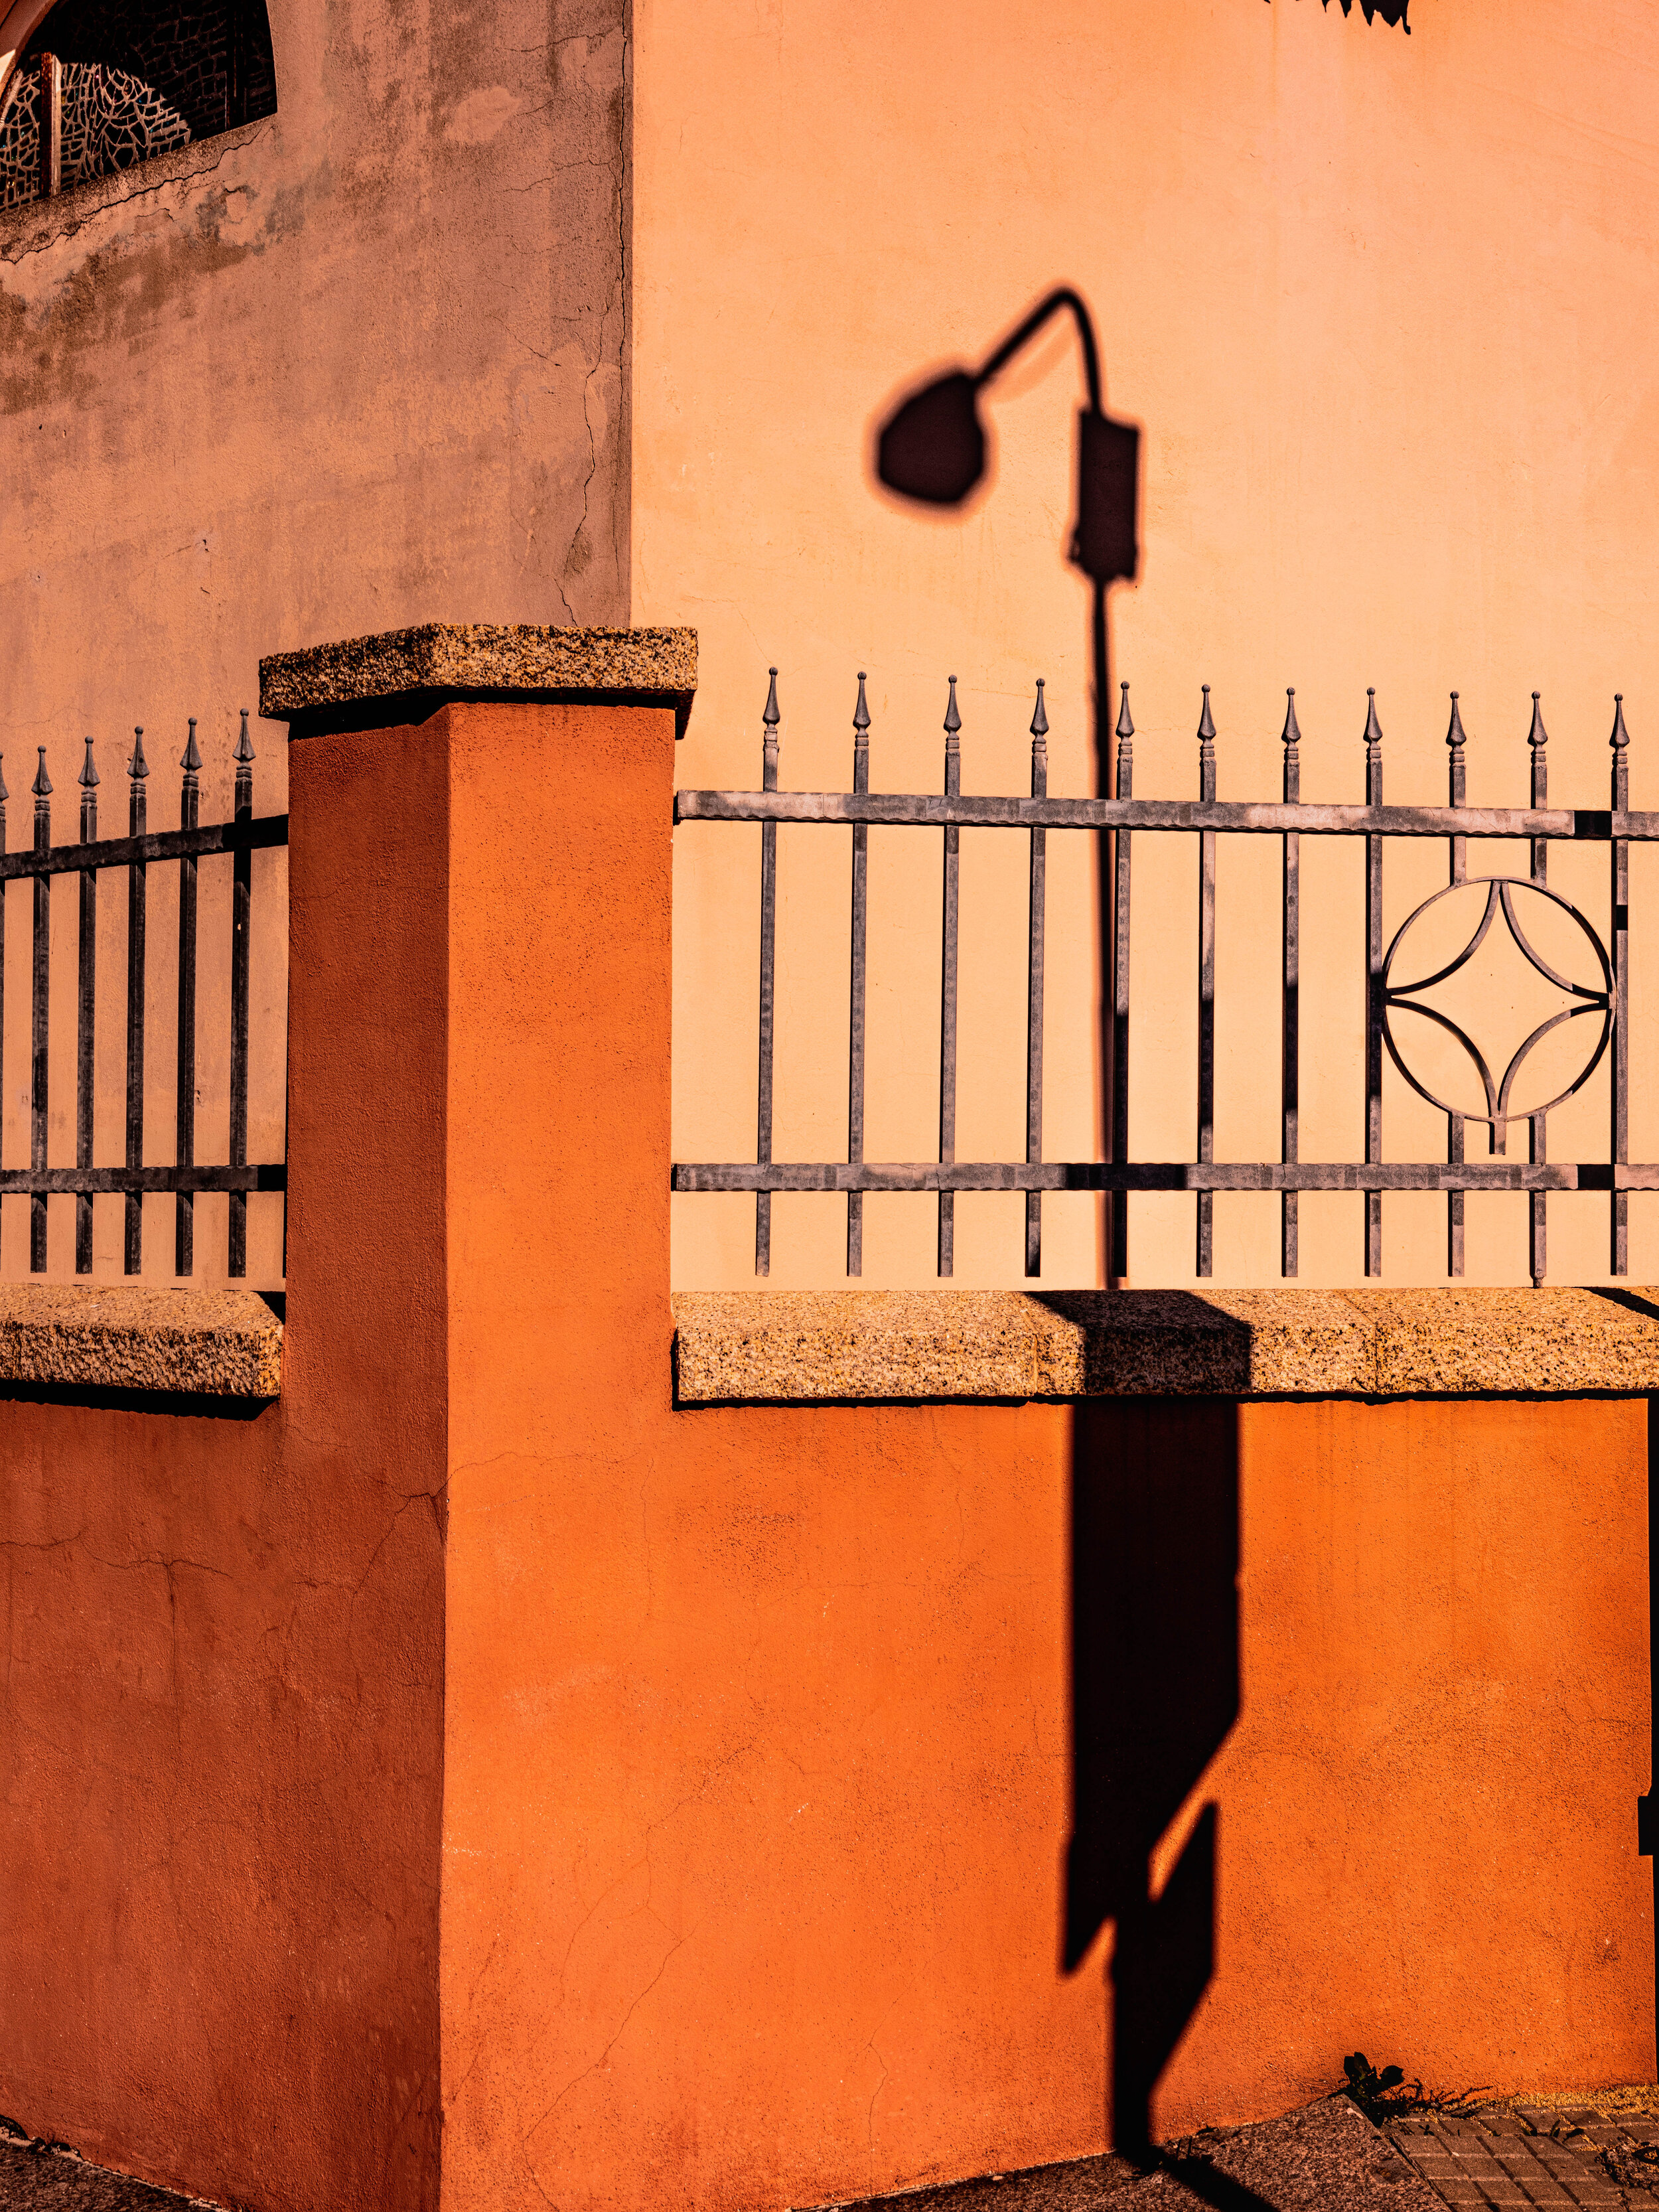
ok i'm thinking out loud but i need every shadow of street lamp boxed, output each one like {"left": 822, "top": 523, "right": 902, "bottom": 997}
{"left": 874, "top": 285, "right": 1139, "bottom": 588}
{"left": 873, "top": 285, "right": 1140, "bottom": 1278}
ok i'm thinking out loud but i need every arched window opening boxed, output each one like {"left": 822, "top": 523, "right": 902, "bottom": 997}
{"left": 0, "top": 0, "right": 275, "bottom": 209}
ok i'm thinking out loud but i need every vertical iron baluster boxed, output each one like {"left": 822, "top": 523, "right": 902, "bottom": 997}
{"left": 37, "top": 52, "right": 60, "bottom": 198}
{"left": 1446, "top": 694, "right": 1468, "bottom": 1277}
{"left": 0, "top": 758, "right": 8, "bottom": 1260}
{"left": 1612, "top": 696, "right": 1630, "bottom": 1277}
{"left": 1025, "top": 680, "right": 1047, "bottom": 1278}
{"left": 175, "top": 719, "right": 200, "bottom": 1278}
{"left": 29, "top": 750, "right": 50, "bottom": 1273}
{"left": 228, "top": 711, "right": 254, "bottom": 1276}
{"left": 847, "top": 674, "right": 869, "bottom": 1276}
{"left": 1196, "top": 688, "right": 1216, "bottom": 1277}
{"left": 1447, "top": 693, "right": 1469, "bottom": 888}
{"left": 1110, "top": 684, "right": 1132, "bottom": 1281}
{"left": 1528, "top": 694, "right": 1550, "bottom": 888}
{"left": 1528, "top": 694, "right": 1548, "bottom": 1282}
{"left": 75, "top": 737, "right": 98, "bottom": 1274}
{"left": 938, "top": 677, "right": 960, "bottom": 1277}
{"left": 1364, "top": 690, "right": 1384, "bottom": 1277}
{"left": 1281, "top": 691, "right": 1300, "bottom": 1278}
{"left": 1530, "top": 1110, "right": 1547, "bottom": 1286}
{"left": 125, "top": 731, "right": 148, "bottom": 1275}
{"left": 755, "top": 670, "right": 779, "bottom": 1276}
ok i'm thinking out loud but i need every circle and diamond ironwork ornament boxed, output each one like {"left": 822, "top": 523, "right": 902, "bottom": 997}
{"left": 1382, "top": 876, "right": 1612, "bottom": 1150}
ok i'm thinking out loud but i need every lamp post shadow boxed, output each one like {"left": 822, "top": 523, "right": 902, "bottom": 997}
{"left": 1066, "top": 1396, "right": 1247, "bottom": 2175}
{"left": 875, "top": 299, "right": 1268, "bottom": 2187}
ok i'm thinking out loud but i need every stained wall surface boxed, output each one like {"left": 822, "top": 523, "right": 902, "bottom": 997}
{"left": 0, "top": 0, "right": 626, "bottom": 1288}
{"left": 639, "top": 0, "right": 1659, "bottom": 1293}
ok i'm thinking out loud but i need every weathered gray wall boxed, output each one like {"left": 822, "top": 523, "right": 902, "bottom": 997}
{"left": 0, "top": 0, "right": 626, "bottom": 1284}
{"left": 1, "top": 0, "right": 626, "bottom": 717}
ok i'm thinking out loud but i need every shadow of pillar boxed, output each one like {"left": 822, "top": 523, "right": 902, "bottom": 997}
{"left": 1066, "top": 1397, "right": 1243, "bottom": 2166}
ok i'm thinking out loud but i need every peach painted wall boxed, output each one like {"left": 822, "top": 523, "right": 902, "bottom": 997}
{"left": 438, "top": 696, "right": 1654, "bottom": 2211}
{"left": 639, "top": 0, "right": 1659, "bottom": 1292}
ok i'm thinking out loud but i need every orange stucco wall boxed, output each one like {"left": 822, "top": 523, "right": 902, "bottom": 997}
{"left": 439, "top": 698, "right": 1655, "bottom": 2210}
{"left": 0, "top": 696, "right": 1651, "bottom": 2212}
{"left": 0, "top": 710, "right": 449, "bottom": 2211}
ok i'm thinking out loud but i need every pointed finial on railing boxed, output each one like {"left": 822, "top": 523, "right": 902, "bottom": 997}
{"left": 761, "top": 666, "right": 780, "bottom": 790}
{"left": 1611, "top": 694, "right": 1630, "bottom": 750}
{"left": 129, "top": 727, "right": 149, "bottom": 780}
{"left": 234, "top": 707, "right": 255, "bottom": 765}
{"left": 1527, "top": 692, "right": 1548, "bottom": 750}
{"left": 1116, "top": 681, "right": 1133, "bottom": 741}
{"left": 944, "top": 674, "right": 960, "bottom": 740}
{"left": 1364, "top": 688, "right": 1383, "bottom": 749}
{"left": 1446, "top": 691, "right": 1467, "bottom": 751}
{"left": 78, "top": 735, "right": 99, "bottom": 789}
{"left": 181, "top": 717, "right": 202, "bottom": 773}
{"left": 1281, "top": 687, "right": 1301, "bottom": 751}
{"left": 1030, "top": 677, "right": 1048, "bottom": 742}
{"left": 853, "top": 671, "right": 870, "bottom": 738}
{"left": 32, "top": 748, "right": 51, "bottom": 799}
{"left": 1198, "top": 684, "right": 1216, "bottom": 743}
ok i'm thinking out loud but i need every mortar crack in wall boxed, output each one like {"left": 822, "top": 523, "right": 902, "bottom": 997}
{"left": 0, "top": 123, "right": 269, "bottom": 262}
{"left": 348, "top": 1484, "right": 447, "bottom": 1612}
{"left": 863, "top": 2007, "right": 893, "bottom": 2189}
{"left": 526, "top": 1926, "right": 691, "bottom": 2156}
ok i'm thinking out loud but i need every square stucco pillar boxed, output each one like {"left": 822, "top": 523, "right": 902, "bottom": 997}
{"left": 266, "top": 625, "right": 693, "bottom": 2212}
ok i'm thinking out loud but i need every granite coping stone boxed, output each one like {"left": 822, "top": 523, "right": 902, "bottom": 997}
{"left": 259, "top": 623, "right": 697, "bottom": 733}
{"left": 0, "top": 1284, "right": 281, "bottom": 1398}
{"left": 672, "top": 1286, "right": 1659, "bottom": 1402}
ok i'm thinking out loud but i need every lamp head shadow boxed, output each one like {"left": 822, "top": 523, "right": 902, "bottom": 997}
{"left": 875, "top": 368, "right": 987, "bottom": 508}
{"left": 875, "top": 366, "right": 1139, "bottom": 587}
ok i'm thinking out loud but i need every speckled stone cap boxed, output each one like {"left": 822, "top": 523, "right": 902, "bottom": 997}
{"left": 259, "top": 623, "right": 697, "bottom": 738}
{"left": 672, "top": 1286, "right": 1659, "bottom": 1402}
{"left": 0, "top": 1284, "right": 281, "bottom": 1397}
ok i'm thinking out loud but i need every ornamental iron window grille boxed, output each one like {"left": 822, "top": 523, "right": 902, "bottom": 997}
{"left": 0, "top": 0, "right": 277, "bottom": 210}
{"left": 0, "top": 716, "right": 287, "bottom": 1277}
{"left": 672, "top": 671, "right": 1644, "bottom": 1288}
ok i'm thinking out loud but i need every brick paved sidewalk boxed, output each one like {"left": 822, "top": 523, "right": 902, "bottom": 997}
{"left": 1382, "top": 2105, "right": 1659, "bottom": 2209}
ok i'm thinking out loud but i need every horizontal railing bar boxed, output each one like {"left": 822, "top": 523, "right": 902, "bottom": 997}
{"left": 0, "top": 816, "right": 289, "bottom": 883}
{"left": 0, "top": 1164, "right": 287, "bottom": 1193}
{"left": 676, "top": 792, "right": 1659, "bottom": 841}
{"left": 673, "top": 1161, "right": 1659, "bottom": 1193}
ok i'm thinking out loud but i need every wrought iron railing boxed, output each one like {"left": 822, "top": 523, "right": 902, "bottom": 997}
{"left": 0, "top": 715, "right": 287, "bottom": 1277}
{"left": 672, "top": 670, "right": 1651, "bottom": 1287}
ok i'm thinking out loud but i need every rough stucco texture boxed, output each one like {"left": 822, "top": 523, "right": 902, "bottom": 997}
{"left": 0, "top": 0, "right": 626, "bottom": 754}
{"left": 0, "top": 711, "right": 449, "bottom": 2212}
{"left": 437, "top": 699, "right": 1656, "bottom": 2212}
{"left": 0, "top": 698, "right": 1651, "bottom": 2212}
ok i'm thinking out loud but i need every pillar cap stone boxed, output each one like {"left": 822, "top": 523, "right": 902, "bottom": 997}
{"left": 259, "top": 623, "right": 697, "bottom": 738}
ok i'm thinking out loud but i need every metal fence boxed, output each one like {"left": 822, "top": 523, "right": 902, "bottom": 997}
{"left": 0, "top": 715, "right": 287, "bottom": 1278}
{"left": 672, "top": 670, "right": 1650, "bottom": 1286}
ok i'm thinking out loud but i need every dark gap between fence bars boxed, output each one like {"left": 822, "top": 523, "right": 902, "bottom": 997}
{"left": 1, "top": 717, "right": 287, "bottom": 1278}
{"left": 672, "top": 674, "right": 1643, "bottom": 1286}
